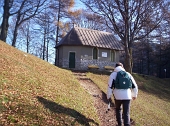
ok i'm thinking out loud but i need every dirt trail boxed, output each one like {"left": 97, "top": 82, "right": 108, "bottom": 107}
{"left": 73, "top": 71, "right": 117, "bottom": 126}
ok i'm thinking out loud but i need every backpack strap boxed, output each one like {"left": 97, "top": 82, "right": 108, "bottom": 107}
{"left": 131, "top": 80, "right": 136, "bottom": 88}
{"left": 111, "top": 79, "right": 115, "bottom": 89}
{"left": 128, "top": 73, "right": 136, "bottom": 89}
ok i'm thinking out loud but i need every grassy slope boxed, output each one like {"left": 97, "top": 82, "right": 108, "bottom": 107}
{"left": 86, "top": 72, "right": 170, "bottom": 126}
{"left": 0, "top": 41, "right": 100, "bottom": 126}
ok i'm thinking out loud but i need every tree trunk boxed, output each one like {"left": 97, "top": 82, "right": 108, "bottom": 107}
{"left": 12, "top": 26, "right": 18, "bottom": 47}
{"left": 0, "top": 0, "right": 10, "bottom": 42}
{"left": 12, "top": 10, "right": 21, "bottom": 47}
{"left": 55, "top": 0, "right": 61, "bottom": 66}
{"left": 12, "top": 14, "right": 20, "bottom": 47}
{"left": 124, "top": 46, "right": 132, "bottom": 74}
{"left": 26, "top": 22, "right": 30, "bottom": 53}
{"left": 46, "top": 39, "right": 49, "bottom": 62}
{"left": 124, "top": 0, "right": 132, "bottom": 74}
{"left": 43, "top": 31, "right": 46, "bottom": 60}
{"left": 26, "top": 34, "right": 29, "bottom": 53}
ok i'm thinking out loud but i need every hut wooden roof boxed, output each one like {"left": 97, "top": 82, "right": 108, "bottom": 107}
{"left": 56, "top": 27, "right": 124, "bottom": 50}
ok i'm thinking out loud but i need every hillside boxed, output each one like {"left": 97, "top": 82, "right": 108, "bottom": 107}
{"left": 0, "top": 41, "right": 100, "bottom": 126}
{"left": 1, "top": 40, "right": 170, "bottom": 126}
{"left": 86, "top": 72, "right": 170, "bottom": 126}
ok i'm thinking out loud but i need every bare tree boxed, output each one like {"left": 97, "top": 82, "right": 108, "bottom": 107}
{"left": 0, "top": 0, "right": 14, "bottom": 42}
{"left": 11, "top": 0, "right": 46, "bottom": 47}
{"left": 81, "top": 0, "right": 169, "bottom": 73}
{"left": 19, "top": 20, "right": 31, "bottom": 53}
{"left": 49, "top": 0, "right": 81, "bottom": 65}
{"left": 69, "top": 9, "right": 107, "bottom": 31}
{"left": 33, "top": 6, "right": 55, "bottom": 61}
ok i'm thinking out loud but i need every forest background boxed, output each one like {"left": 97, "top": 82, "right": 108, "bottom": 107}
{"left": 0, "top": 0, "right": 170, "bottom": 78}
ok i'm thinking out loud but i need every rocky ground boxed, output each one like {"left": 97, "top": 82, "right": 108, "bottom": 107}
{"left": 73, "top": 71, "right": 117, "bottom": 126}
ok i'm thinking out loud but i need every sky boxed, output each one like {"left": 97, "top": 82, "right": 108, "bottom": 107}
{"left": 74, "top": 0, "right": 86, "bottom": 9}
{"left": 0, "top": 2, "right": 3, "bottom": 24}
{"left": 0, "top": 0, "right": 86, "bottom": 24}
{"left": 0, "top": 0, "right": 87, "bottom": 64}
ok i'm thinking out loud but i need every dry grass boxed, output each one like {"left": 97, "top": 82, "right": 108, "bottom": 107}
{"left": 86, "top": 72, "right": 170, "bottom": 126}
{"left": 1, "top": 40, "right": 170, "bottom": 126}
{"left": 0, "top": 41, "right": 100, "bottom": 126}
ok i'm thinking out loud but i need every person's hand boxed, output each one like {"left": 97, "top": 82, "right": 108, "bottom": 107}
{"left": 108, "top": 98, "right": 112, "bottom": 103}
{"left": 132, "top": 97, "right": 136, "bottom": 100}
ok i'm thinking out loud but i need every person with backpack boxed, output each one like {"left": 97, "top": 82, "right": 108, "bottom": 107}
{"left": 107, "top": 62, "right": 138, "bottom": 126}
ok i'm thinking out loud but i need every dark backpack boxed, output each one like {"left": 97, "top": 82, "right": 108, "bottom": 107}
{"left": 115, "top": 70, "right": 132, "bottom": 89}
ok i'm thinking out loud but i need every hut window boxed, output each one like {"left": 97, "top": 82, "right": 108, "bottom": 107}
{"left": 111, "top": 50, "right": 115, "bottom": 62}
{"left": 93, "top": 47, "right": 98, "bottom": 59}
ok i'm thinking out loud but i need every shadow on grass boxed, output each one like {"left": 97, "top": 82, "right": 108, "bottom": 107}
{"left": 36, "top": 96, "right": 99, "bottom": 126}
{"left": 133, "top": 74, "right": 170, "bottom": 102}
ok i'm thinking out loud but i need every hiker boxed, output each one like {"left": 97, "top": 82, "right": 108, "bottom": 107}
{"left": 107, "top": 62, "right": 138, "bottom": 126}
